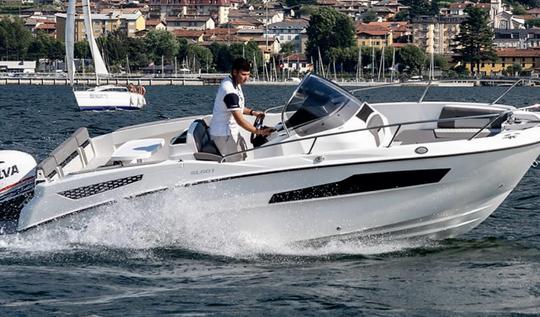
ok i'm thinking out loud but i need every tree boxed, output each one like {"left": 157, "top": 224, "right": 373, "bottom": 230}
{"left": 398, "top": 45, "right": 427, "bottom": 76}
{"left": 74, "top": 41, "right": 90, "bottom": 59}
{"left": 525, "top": 18, "right": 540, "bottom": 28}
{"left": 0, "top": 18, "right": 32, "bottom": 59}
{"left": 280, "top": 42, "right": 295, "bottom": 55}
{"left": 285, "top": 0, "right": 315, "bottom": 6}
{"left": 305, "top": 7, "right": 355, "bottom": 65}
{"left": 399, "top": 0, "right": 434, "bottom": 18}
{"left": 209, "top": 43, "right": 233, "bottom": 72}
{"left": 512, "top": 4, "right": 527, "bottom": 15}
{"left": 504, "top": 63, "right": 522, "bottom": 77}
{"left": 362, "top": 10, "right": 378, "bottom": 23}
{"left": 453, "top": 7, "right": 496, "bottom": 77}
{"left": 186, "top": 44, "right": 213, "bottom": 72}
{"left": 144, "top": 30, "right": 179, "bottom": 64}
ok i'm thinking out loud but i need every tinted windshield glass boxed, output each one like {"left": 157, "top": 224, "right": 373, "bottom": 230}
{"left": 283, "top": 74, "right": 362, "bottom": 135}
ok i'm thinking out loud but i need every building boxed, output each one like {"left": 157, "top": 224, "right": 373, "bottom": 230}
{"left": 282, "top": 53, "right": 311, "bottom": 73}
{"left": 412, "top": 15, "right": 465, "bottom": 55}
{"left": 264, "top": 19, "right": 308, "bottom": 53}
{"left": 527, "top": 8, "right": 540, "bottom": 18}
{"left": 172, "top": 29, "right": 204, "bottom": 42}
{"left": 356, "top": 23, "right": 393, "bottom": 48}
{"left": 56, "top": 10, "right": 146, "bottom": 42}
{"left": 166, "top": 16, "right": 215, "bottom": 30}
{"left": 467, "top": 48, "right": 540, "bottom": 76}
{"left": 494, "top": 28, "right": 540, "bottom": 49}
{"left": 149, "top": 0, "right": 233, "bottom": 24}
{"left": 146, "top": 19, "right": 167, "bottom": 30}
{"left": 0, "top": 61, "right": 36, "bottom": 74}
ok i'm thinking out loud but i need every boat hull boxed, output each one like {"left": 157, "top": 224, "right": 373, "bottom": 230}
{"left": 17, "top": 138, "right": 540, "bottom": 245}
{"left": 74, "top": 90, "right": 146, "bottom": 111}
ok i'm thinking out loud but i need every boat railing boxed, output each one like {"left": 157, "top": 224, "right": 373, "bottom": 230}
{"left": 220, "top": 112, "right": 506, "bottom": 163}
{"left": 348, "top": 78, "right": 526, "bottom": 106}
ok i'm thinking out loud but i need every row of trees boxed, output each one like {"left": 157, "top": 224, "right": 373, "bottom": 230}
{"left": 304, "top": 6, "right": 498, "bottom": 77}
{"left": 0, "top": 17, "right": 264, "bottom": 73}
{"left": 1, "top": 5, "right": 498, "bottom": 77}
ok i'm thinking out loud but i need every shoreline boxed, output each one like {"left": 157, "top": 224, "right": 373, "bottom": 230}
{"left": 0, "top": 76, "right": 538, "bottom": 87}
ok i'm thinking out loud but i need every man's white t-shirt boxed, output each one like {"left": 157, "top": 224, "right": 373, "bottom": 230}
{"left": 209, "top": 76, "right": 245, "bottom": 138}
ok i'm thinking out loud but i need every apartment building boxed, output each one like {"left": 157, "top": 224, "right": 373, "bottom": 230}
{"left": 56, "top": 10, "right": 145, "bottom": 41}
{"left": 494, "top": 28, "right": 540, "bottom": 49}
{"left": 469, "top": 48, "right": 540, "bottom": 75}
{"left": 149, "top": 0, "right": 233, "bottom": 24}
{"left": 412, "top": 15, "right": 465, "bottom": 55}
{"left": 264, "top": 19, "right": 308, "bottom": 53}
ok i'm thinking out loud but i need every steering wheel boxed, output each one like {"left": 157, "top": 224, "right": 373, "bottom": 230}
{"left": 250, "top": 115, "right": 267, "bottom": 147}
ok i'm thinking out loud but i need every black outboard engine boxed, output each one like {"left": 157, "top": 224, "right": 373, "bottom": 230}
{"left": 0, "top": 151, "right": 37, "bottom": 220}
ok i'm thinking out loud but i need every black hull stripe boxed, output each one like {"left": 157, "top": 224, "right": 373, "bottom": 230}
{"left": 269, "top": 169, "right": 450, "bottom": 204}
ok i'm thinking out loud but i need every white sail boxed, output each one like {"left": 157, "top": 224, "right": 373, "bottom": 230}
{"left": 82, "top": 0, "right": 109, "bottom": 78}
{"left": 65, "top": 0, "right": 76, "bottom": 86}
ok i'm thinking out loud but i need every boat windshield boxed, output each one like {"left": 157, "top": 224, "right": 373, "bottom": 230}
{"left": 282, "top": 74, "right": 363, "bottom": 136}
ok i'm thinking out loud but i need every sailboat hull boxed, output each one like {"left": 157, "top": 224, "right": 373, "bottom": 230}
{"left": 74, "top": 88, "right": 146, "bottom": 111}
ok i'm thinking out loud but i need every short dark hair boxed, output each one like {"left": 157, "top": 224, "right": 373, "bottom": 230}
{"left": 231, "top": 58, "right": 251, "bottom": 73}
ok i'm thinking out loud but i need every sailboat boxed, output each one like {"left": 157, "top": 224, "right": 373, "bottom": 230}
{"left": 66, "top": 0, "right": 146, "bottom": 111}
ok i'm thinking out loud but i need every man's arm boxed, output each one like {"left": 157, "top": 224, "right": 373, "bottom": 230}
{"left": 231, "top": 111, "right": 272, "bottom": 136}
{"left": 242, "top": 107, "right": 263, "bottom": 117}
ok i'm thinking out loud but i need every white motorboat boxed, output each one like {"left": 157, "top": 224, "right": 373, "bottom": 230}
{"left": 65, "top": 0, "right": 146, "bottom": 111}
{"left": 2, "top": 74, "right": 540, "bottom": 245}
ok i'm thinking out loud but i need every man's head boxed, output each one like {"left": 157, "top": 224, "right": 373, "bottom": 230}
{"left": 231, "top": 58, "right": 251, "bottom": 85}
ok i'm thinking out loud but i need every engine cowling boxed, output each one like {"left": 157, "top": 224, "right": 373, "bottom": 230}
{"left": 0, "top": 151, "right": 37, "bottom": 220}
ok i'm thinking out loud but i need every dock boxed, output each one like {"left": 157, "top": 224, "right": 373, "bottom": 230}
{"left": 0, "top": 73, "right": 229, "bottom": 86}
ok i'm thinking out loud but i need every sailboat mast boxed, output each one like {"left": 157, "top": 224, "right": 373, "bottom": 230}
{"left": 65, "top": 0, "right": 75, "bottom": 87}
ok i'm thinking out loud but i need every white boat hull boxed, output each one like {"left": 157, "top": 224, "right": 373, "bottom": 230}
{"left": 74, "top": 89, "right": 146, "bottom": 111}
{"left": 17, "top": 135, "right": 540, "bottom": 245}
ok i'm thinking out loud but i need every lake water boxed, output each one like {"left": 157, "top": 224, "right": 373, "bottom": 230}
{"left": 0, "top": 84, "right": 539, "bottom": 316}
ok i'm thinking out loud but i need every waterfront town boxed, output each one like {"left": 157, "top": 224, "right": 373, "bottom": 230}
{"left": 0, "top": 0, "right": 540, "bottom": 81}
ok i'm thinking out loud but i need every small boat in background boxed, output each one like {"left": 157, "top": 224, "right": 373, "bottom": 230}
{"left": 65, "top": 0, "right": 146, "bottom": 111}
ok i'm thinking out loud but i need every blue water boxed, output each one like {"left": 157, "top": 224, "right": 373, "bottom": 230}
{"left": 0, "top": 84, "right": 539, "bottom": 316}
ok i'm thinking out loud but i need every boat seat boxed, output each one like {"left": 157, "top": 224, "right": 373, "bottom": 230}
{"left": 187, "top": 119, "right": 222, "bottom": 161}
{"left": 362, "top": 104, "right": 392, "bottom": 147}
{"left": 434, "top": 128, "right": 496, "bottom": 139}
{"left": 73, "top": 127, "right": 95, "bottom": 166}
{"left": 36, "top": 127, "right": 95, "bottom": 182}
{"left": 438, "top": 106, "right": 507, "bottom": 129}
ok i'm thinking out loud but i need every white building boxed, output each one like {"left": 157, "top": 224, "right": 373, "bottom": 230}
{"left": 0, "top": 61, "right": 36, "bottom": 74}
{"left": 264, "top": 19, "right": 309, "bottom": 53}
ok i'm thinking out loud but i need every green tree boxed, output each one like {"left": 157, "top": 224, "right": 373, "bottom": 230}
{"left": 392, "top": 11, "right": 409, "bottom": 21}
{"left": 280, "top": 42, "right": 295, "bottom": 55}
{"left": 400, "top": 0, "right": 434, "bottom": 18}
{"left": 512, "top": 4, "right": 527, "bottom": 15}
{"left": 285, "top": 0, "right": 315, "bottom": 6}
{"left": 504, "top": 63, "right": 522, "bottom": 77}
{"left": 186, "top": 44, "right": 213, "bottom": 72}
{"left": 453, "top": 7, "right": 496, "bottom": 76}
{"left": 305, "top": 7, "right": 355, "bottom": 65}
{"left": 74, "top": 40, "right": 90, "bottom": 59}
{"left": 99, "top": 31, "right": 129, "bottom": 68}
{"left": 26, "top": 32, "right": 50, "bottom": 61}
{"left": 209, "top": 42, "right": 233, "bottom": 72}
{"left": 362, "top": 10, "right": 378, "bottom": 23}
{"left": 126, "top": 37, "right": 148, "bottom": 70}
{"left": 398, "top": 45, "right": 427, "bottom": 76}
{"left": 525, "top": 18, "right": 540, "bottom": 28}
{"left": 144, "top": 30, "right": 179, "bottom": 64}
{"left": 0, "top": 18, "right": 32, "bottom": 59}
